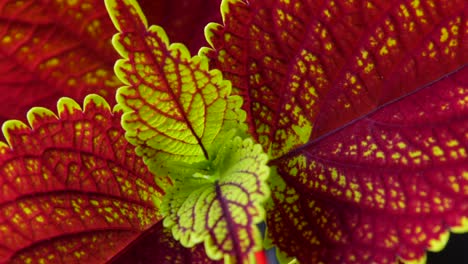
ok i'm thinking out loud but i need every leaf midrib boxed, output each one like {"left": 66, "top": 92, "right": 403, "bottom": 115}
{"left": 120, "top": 1, "right": 210, "bottom": 160}
{"left": 272, "top": 65, "right": 467, "bottom": 164}
{"left": 6, "top": 227, "right": 141, "bottom": 263}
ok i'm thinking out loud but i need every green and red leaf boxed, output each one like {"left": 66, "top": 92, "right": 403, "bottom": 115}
{"left": 162, "top": 137, "right": 270, "bottom": 263}
{"left": 204, "top": 0, "right": 467, "bottom": 262}
{"left": 0, "top": 95, "right": 169, "bottom": 263}
{"left": 106, "top": 1, "right": 269, "bottom": 262}
{"left": 106, "top": 0, "right": 246, "bottom": 172}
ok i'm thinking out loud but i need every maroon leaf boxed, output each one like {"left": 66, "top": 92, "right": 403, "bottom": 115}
{"left": 0, "top": 0, "right": 120, "bottom": 123}
{"left": 269, "top": 67, "right": 467, "bottom": 263}
{"left": 139, "top": 0, "right": 222, "bottom": 54}
{"left": 204, "top": 0, "right": 468, "bottom": 262}
{"left": 205, "top": 0, "right": 466, "bottom": 156}
{"left": 109, "top": 221, "right": 222, "bottom": 264}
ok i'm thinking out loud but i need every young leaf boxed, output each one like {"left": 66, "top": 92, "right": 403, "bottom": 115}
{"left": 0, "top": 95, "right": 166, "bottom": 263}
{"left": 105, "top": 0, "right": 246, "bottom": 173}
{"left": 204, "top": 0, "right": 467, "bottom": 262}
{"left": 109, "top": 221, "right": 222, "bottom": 263}
{"left": 0, "top": 0, "right": 121, "bottom": 123}
{"left": 162, "top": 137, "right": 270, "bottom": 263}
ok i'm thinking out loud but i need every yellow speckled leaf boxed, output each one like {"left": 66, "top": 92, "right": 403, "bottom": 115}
{"left": 205, "top": 0, "right": 467, "bottom": 263}
{"left": 0, "top": 0, "right": 121, "bottom": 123}
{"left": 269, "top": 67, "right": 468, "bottom": 263}
{"left": 0, "top": 95, "right": 166, "bottom": 263}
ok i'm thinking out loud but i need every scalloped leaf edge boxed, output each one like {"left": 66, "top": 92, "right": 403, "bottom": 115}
{"left": 2, "top": 94, "right": 113, "bottom": 148}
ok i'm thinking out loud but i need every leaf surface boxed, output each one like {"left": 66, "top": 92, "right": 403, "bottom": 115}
{"left": 269, "top": 67, "right": 468, "bottom": 263}
{"left": 0, "top": 0, "right": 121, "bottom": 123}
{"left": 204, "top": 0, "right": 466, "bottom": 156}
{"left": 109, "top": 221, "right": 222, "bottom": 264}
{"left": 162, "top": 137, "right": 270, "bottom": 263}
{"left": 106, "top": 0, "right": 245, "bottom": 172}
{"left": 204, "top": 0, "right": 468, "bottom": 262}
{"left": 138, "top": 0, "right": 222, "bottom": 54}
{"left": 0, "top": 0, "right": 222, "bottom": 124}
{"left": 0, "top": 95, "right": 166, "bottom": 263}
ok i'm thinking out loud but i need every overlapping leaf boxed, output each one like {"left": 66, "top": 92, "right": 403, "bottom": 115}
{"left": 204, "top": 0, "right": 468, "bottom": 262}
{"left": 0, "top": 95, "right": 167, "bottom": 263}
{"left": 162, "top": 137, "right": 270, "bottom": 263}
{"left": 109, "top": 221, "right": 222, "bottom": 264}
{"left": 106, "top": 1, "right": 270, "bottom": 262}
{"left": 106, "top": 0, "right": 245, "bottom": 172}
{"left": 138, "top": 0, "right": 222, "bottom": 55}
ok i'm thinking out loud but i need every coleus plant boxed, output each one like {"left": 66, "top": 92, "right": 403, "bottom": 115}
{"left": 0, "top": 0, "right": 466, "bottom": 264}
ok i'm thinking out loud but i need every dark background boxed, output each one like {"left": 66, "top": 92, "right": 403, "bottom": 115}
{"left": 427, "top": 233, "right": 468, "bottom": 264}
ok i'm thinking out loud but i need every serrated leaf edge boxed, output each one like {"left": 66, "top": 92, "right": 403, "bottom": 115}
{"left": 1, "top": 94, "right": 113, "bottom": 148}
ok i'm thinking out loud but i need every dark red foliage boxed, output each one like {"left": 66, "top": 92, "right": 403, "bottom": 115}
{"left": 140, "top": 0, "right": 222, "bottom": 55}
{"left": 109, "top": 222, "right": 222, "bottom": 264}
{"left": 0, "top": 0, "right": 221, "bottom": 124}
{"left": 204, "top": 0, "right": 468, "bottom": 262}
{"left": 0, "top": 96, "right": 165, "bottom": 263}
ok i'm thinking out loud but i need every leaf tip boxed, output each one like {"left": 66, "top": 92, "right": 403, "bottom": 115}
{"left": 149, "top": 25, "right": 170, "bottom": 48}
{"left": 202, "top": 22, "right": 223, "bottom": 51}
{"left": 105, "top": 0, "right": 148, "bottom": 32}
{"left": 168, "top": 42, "right": 191, "bottom": 61}
{"left": 220, "top": 0, "right": 244, "bottom": 24}
{"left": 26, "top": 107, "right": 58, "bottom": 129}
{"left": 1, "top": 120, "right": 29, "bottom": 147}
{"left": 84, "top": 94, "right": 111, "bottom": 113}
{"left": 450, "top": 216, "right": 468, "bottom": 233}
{"left": 428, "top": 229, "right": 451, "bottom": 252}
{"left": 399, "top": 254, "right": 427, "bottom": 264}
{"left": 57, "top": 97, "right": 82, "bottom": 118}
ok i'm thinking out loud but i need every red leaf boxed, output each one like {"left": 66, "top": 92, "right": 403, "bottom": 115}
{"left": 139, "top": 0, "right": 222, "bottom": 55}
{"left": 205, "top": 0, "right": 468, "bottom": 262}
{"left": 0, "top": 0, "right": 120, "bottom": 123}
{"left": 269, "top": 67, "right": 467, "bottom": 263}
{"left": 108, "top": 221, "right": 222, "bottom": 264}
{"left": 0, "top": 95, "right": 166, "bottom": 263}
{"left": 0, "top": 0, "right": 226, "bottom": 262}
{"left": 205, "top": 0, "right": 467, "bottom": 156}
{"left": 0, "top": 0, "right": 221, "bottom": 123}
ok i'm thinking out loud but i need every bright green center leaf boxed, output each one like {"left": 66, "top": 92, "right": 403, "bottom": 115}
{"left": 105, "top": 0, "right": 269, "bottom": 262}
{"left": 162, "top": 136, "right": 270, "bottom": 263}
{"left": 105, "top": 0, "right": 246, "bottom": 175}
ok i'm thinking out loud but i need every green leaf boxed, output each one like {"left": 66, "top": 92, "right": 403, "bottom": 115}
{"left": 162, "top": 136, "right": 270, "bottom": 263}
{"left": 105, "top": 0, "right": 246, "bottom": 175}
